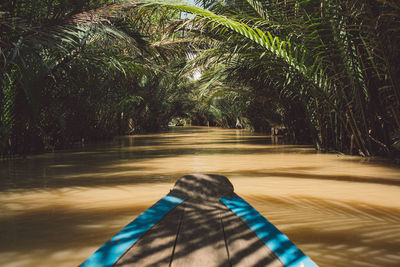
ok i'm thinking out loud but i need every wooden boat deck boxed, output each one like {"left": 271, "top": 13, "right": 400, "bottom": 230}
{"left": 80, "top": 174, "right": 317, "bottom": 267}
{"left": 114, "top": 200, "right": 283, "bottom": 266}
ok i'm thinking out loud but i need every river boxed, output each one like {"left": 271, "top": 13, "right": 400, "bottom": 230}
{"left": 0, "top": 126, "right": 399, "bottom": 266}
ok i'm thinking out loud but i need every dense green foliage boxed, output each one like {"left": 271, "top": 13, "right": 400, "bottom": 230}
{"left": 1, "top": 0, "right": 400, "bottom": 158}
{"left": 1, "top": 0, "right": 191, "bottom": 154}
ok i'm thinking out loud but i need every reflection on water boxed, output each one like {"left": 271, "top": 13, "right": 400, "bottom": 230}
{"left": 0, "top": 127, "right": 399, "bottom": 266}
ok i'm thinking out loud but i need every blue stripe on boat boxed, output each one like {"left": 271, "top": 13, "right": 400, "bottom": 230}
{"left": 220, "top": 196, "right": 318, "bottom": 267}
{"left": 80, "top": 195, "right": 184, "bottom": 267}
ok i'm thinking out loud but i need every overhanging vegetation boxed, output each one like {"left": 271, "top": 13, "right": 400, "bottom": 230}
{"left": 1, "top": 0, "right": 399, "bottom": 157}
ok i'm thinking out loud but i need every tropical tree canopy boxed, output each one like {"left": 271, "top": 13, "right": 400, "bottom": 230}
{"left": 1, "top": 0, "right": 399, "bottom": 158}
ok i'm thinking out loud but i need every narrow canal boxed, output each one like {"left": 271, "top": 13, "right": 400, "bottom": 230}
{"left": 1, "top": 127, "right": 399, "bottom": 266}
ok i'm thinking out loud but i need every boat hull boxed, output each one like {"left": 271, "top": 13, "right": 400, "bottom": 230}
{"left": 80, "top": 174, "right": 317, "bottom": 267}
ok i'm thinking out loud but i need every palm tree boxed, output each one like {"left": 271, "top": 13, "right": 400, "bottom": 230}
{"left": 0, "top": 0, "right": 191, "bottom": 155}
{"left": 135, "top": 0, "right": 400, "bottom": 156}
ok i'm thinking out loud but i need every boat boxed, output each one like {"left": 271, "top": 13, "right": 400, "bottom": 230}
{"left": 80, "top": 174, "right": 318, "bottom": 267}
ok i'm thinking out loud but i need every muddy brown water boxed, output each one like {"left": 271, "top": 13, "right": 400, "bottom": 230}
{"left": 0, "top": 127, "right": 399, "bottom": 266}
